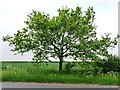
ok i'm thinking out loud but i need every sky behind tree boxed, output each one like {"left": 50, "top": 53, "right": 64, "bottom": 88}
{"left": 0, "top": 0, "right": 119, "bottom": 61}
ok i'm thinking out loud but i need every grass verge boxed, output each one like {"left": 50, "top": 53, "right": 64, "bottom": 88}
{"left": 2, "top": 62, "right": 119, "bottom": 85}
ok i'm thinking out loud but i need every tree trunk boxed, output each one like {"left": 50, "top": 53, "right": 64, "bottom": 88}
{"left": 59, "top": 57, "right": 63, "bottom": 72}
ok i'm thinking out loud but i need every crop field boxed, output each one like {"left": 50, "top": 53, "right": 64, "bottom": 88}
{"left": 1, "top": 62, "right": 119, "bottom": 85}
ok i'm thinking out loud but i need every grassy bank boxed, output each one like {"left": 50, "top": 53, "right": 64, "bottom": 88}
{"left": 2, "top": 62, "right": 119, "bottom": 85}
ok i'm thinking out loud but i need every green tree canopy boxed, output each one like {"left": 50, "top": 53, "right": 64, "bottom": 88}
{"left": 3, "top": 6, "right": 117, "bottom": 72}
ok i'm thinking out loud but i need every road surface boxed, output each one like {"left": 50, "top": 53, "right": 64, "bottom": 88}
{"left": 1, "top": 82, "right": 119, "bottom": 88}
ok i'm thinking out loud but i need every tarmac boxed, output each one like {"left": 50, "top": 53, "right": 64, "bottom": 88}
{"left": 1, "top": 82, "right": 119, "bottom": 88}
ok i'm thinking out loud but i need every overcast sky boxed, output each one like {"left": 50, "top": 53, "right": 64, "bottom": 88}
{"left": 0, "top": 0, "right": 119, "bottom": 61}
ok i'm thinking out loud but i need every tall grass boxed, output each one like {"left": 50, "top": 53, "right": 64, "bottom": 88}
{"left": 2, "top": 62, "right": 119, "bottom": 85}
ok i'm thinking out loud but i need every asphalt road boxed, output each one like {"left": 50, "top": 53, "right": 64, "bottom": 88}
{"left": 1, "top": 82, "right": 119, "bottom": 88}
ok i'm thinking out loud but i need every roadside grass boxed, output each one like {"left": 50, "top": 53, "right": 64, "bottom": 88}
{"left": 2, "top": 62, "right": 119, "bottom": 85}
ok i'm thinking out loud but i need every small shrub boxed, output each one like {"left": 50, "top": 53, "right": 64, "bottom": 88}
{"left": 2, "top": 65, "right": 7, "bottom": 69}
{"left": 95, "top": 55, "right": 120, "bottom": 73}
{"left": 2, "top": 65, "right": 12, "bottom": 70}
{"left": 102, "top": 55, "right": 120, "bottom": 73}
{"left": 64, "top": 62, "right": 76, "bottom": 73}
{"left": 77, "top": 62, "right": 95, "bottom": 75}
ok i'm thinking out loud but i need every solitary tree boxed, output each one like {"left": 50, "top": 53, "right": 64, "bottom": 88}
{"left": 3, "top": 6, "right": 117, "bottom": 72}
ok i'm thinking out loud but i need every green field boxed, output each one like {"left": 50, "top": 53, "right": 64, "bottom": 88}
{"left": 2, "top": 62, "right": 119, "bottom": 85}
